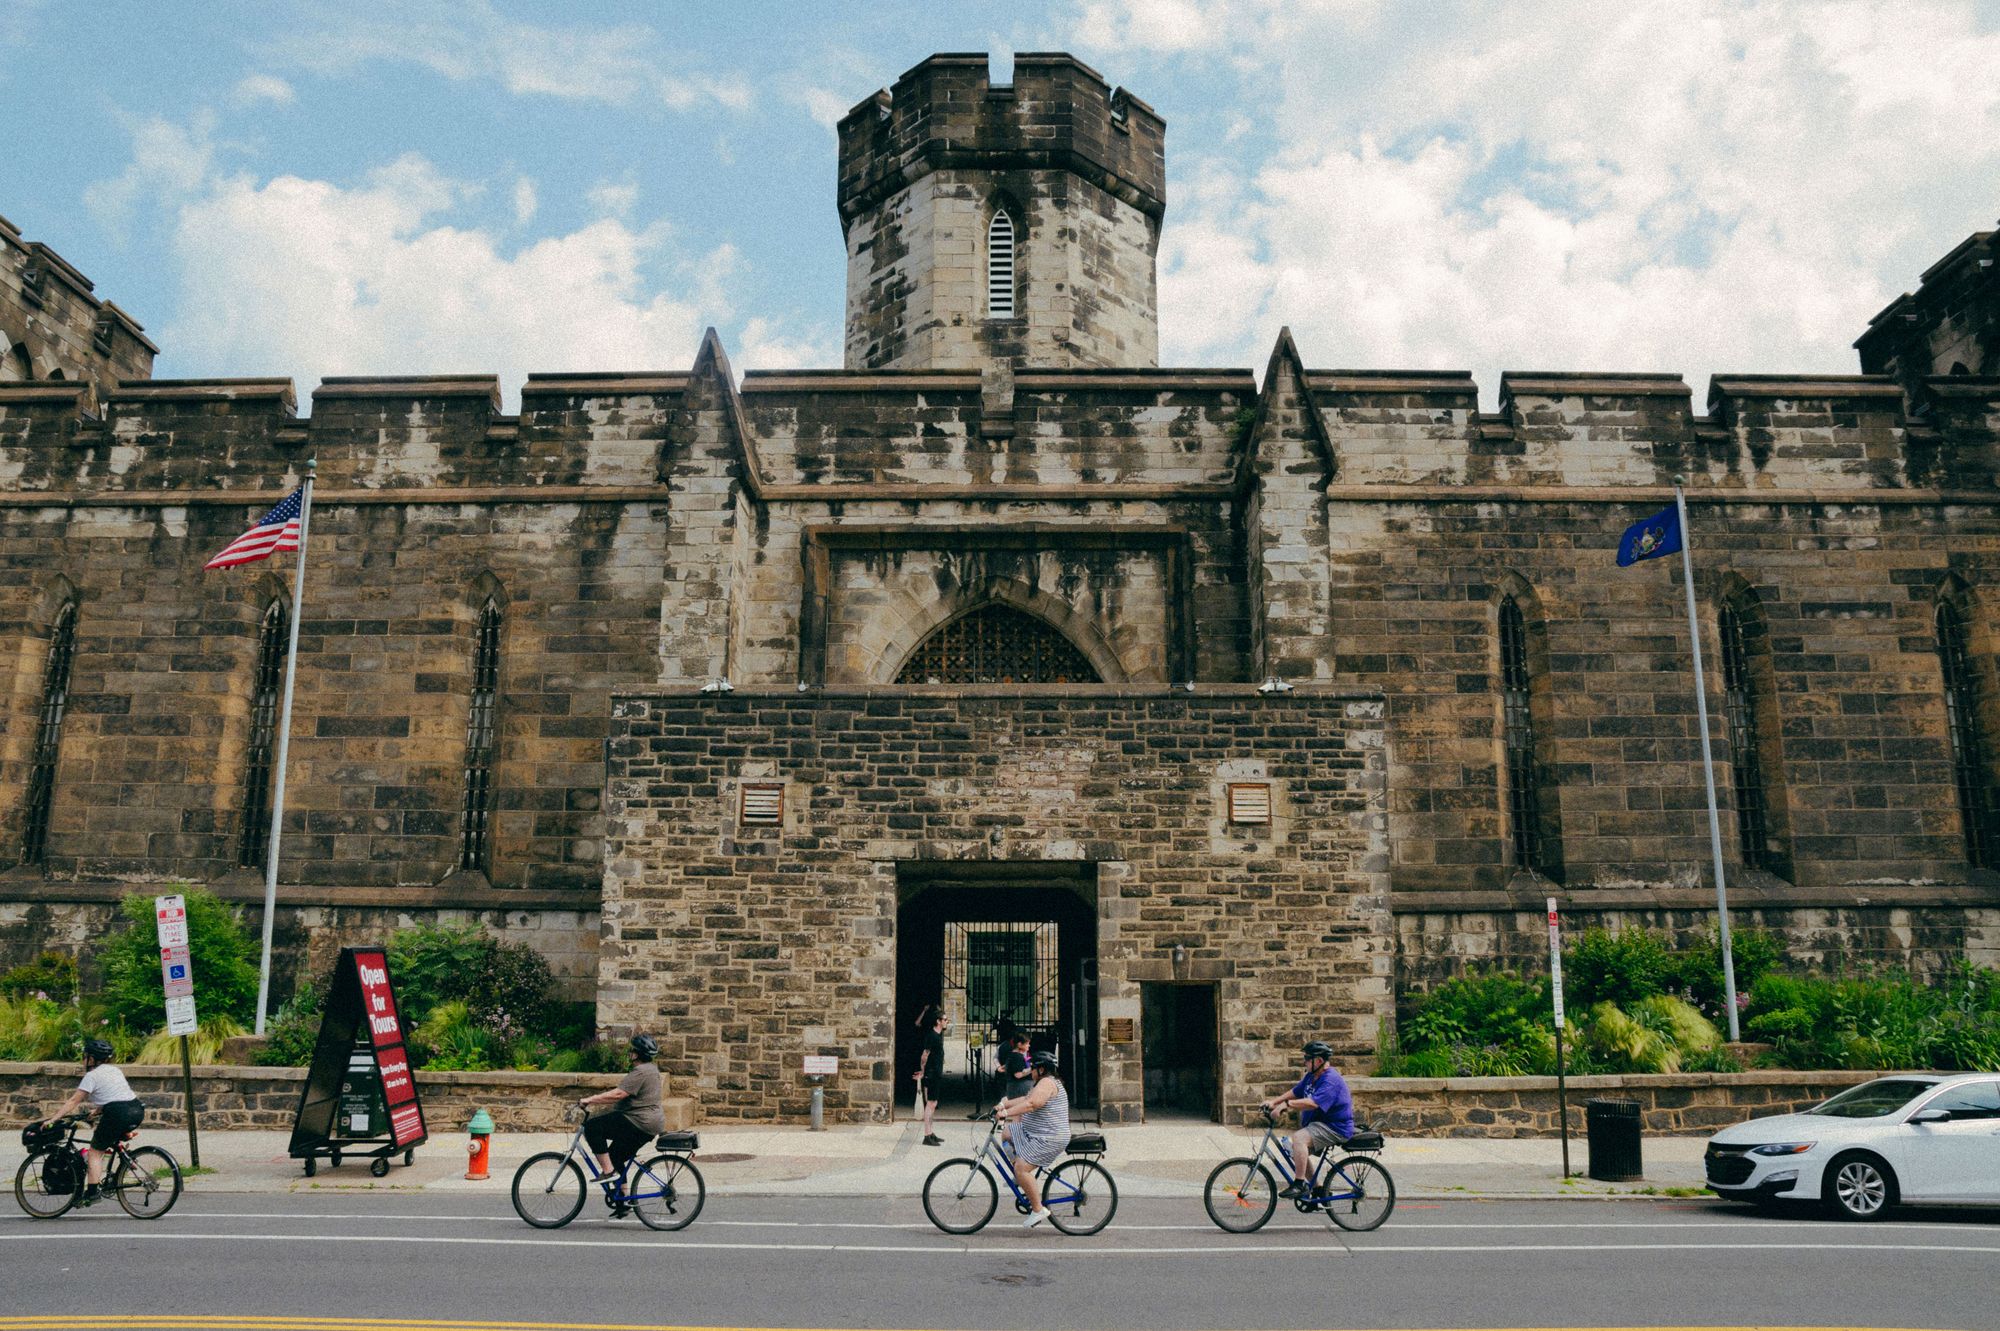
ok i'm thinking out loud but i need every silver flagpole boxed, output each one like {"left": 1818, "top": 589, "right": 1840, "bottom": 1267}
{"left": 1673, "top": 479, "right": 1741, "bottom": 1041}
{"left": 254, "top": 460, "right": 315, "bottom": 1035}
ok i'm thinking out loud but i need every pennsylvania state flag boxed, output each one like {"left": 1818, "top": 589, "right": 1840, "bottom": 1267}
{"left": 1616, "top": 504, "right": 1682, "bottom": 566}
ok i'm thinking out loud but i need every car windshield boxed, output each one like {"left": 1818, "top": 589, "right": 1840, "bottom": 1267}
{"left": 1807, "top": 1079, "right": 1937, "bottom": 1118}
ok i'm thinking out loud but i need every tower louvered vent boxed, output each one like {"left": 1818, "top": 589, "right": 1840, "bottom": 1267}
{"left": 987, "top": 211, "right": 1016, "bottom": 319}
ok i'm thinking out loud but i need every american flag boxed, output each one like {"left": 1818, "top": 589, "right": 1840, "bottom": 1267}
{"left": 204, "top": 486, "right": 306, "bottom": 570}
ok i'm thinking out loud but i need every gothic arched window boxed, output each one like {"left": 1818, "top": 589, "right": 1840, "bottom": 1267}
{"left": 897, "top": 605, "right": 1098, "bottom": 684}
{"left": 458, "top": 596, "right": 503, "bottom": 872}
{"left": 986, "top": 210, "right": 1017, "bottom": 319}
{"left": 22, "top": 602, "right": 77, "bottom": 865}
{"left": 1938, "top": 597, "right": 1997, "bottom": 869}
{"left": 1498, "top": 596, "right": 1546, "bottom": 874}
{"left": 238, "top": 599, "right": 289, "bottom": 869}
{"left": 1718, "top": 597, "right": 1775, "bottom": 872}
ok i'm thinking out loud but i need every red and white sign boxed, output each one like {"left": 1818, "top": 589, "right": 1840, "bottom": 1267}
{"left": 352, "top": 948, "right": 403, "bottom": 1049}
{"left": 349, "top": 947, "right": 425, "bottom": 1146}
{"left": 388, "top": 1102, "right": 425, "bottom": 1148}
{"left": 154, "top": 895, "right": 198, "bottom": 1037}
{"left": 1547, "top": 896, "right": 1566, "bottom": 1031}
{"left": 376, "top": 1045, "right": 415, "bottom": 1106}
{"left": 803, "top": 1055, "right": 839, "bottom": 1077}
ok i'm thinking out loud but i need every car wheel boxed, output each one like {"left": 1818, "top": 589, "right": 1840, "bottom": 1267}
{"left": 1824, "top": 1152, "right": 1896, "bottom": 1221}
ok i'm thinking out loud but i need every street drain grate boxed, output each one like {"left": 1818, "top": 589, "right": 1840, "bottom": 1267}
{"left": 696, "top": 1152, "right": 754, "bottom": 1164}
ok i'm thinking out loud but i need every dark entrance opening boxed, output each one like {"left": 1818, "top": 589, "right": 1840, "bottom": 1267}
{"left": 1142, "top": 982, "right": 1218, "bottom": 1120}
{"left": 895, "top": 863, "right": 1098, "bottom": 1120}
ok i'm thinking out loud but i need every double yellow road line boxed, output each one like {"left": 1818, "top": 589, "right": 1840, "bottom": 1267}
{"left": 0, "top": 1320, "right": 1948, "bottom": 1331}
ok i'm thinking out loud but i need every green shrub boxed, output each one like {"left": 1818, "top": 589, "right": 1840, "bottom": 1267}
{"left": 1672, "top": 926, "right": 1785, "bottom": 1023}
{"left": 409, "top": 1000, "right": 498, "bottom": 1072}
{"left": 100, "top": 889, "right": 260, "bottom": 1031}
{"left": 0, "top": 994, "right": 139, "bottom": 1062}
{"left": 1562, "top": 928, "right": 1673, "bottom": 1010}
{"left": 255, "top": 976, "right": 328, "bottom": 1067}
{"left": 0, "top": 951, "right": 79, "bottom": 1003}
{"left": 386, "top": 923, "right": 556, "bottom": 1037}
{"left": 542, "top": 1038, "right": 631, "bottom": 1074}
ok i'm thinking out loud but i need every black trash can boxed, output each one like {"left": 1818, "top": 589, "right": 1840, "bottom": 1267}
{"left": 1585, "top": 1098, "right": 1644, "bottom": 1182}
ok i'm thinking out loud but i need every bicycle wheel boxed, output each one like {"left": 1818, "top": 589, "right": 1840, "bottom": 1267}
{"left": 1321, "top": 1155, "right": 1395, "bottom": 1232}
{"left": 629, "top": 1155, "right": 705, "bottom": 1232}
{"left": 1044, "top": 1158, "right": 1117, "bottom": 1236}
{"left": 922, "top": 1158, "right": 998, "bottom": 1234}
{"left": 14, "top": 1148, "right": 81, "bottom": 1219}
{"left": 511, "top": 1152, "right": 587, "bottom": 1229}
{"left": 111, "top": 1146, "right": 183, "bottom": 1219}
{"left": 1203, "top": 1157, "right": 1277, "bottom": 1233}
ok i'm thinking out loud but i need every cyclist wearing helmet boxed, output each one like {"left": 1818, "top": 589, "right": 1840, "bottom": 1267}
{"left": 1262, "top": 1039, "right": 1354, "bottom": 1199}
{"left": 995, "top": 1049, "right": 1069, "bottom": 1227}
{"left": 41, "top": 1037, "right": 144, "bottom": 1207}
{"left": 578, "top": 1034, "right": 667, "bottom": 1204}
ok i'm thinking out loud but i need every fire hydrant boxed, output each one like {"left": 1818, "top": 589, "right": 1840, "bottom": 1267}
{"left": 465, "top": 1109, "right": 495, "bottom": 1181}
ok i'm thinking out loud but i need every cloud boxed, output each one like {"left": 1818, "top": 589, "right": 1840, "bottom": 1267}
{"left": 82, "top": 113, "right": 217, "bottom": 242}
{"left": 587, "top": 177, "right": 640, "bottom": 219}
{"left": 232, "top": 73, "right": 295, "bottom": 106}
{"left": 736, "top": 316, "right": 839, "bottom": 372}
{"left": 145, "top": 146, "right": 738, "bottom": 405}
{"left": 268, "top": 1, "right": 752, "bottom": 113}
{"left": 512, "top": 176, "right": 537, "bottom": 227}
{"left": 1077, "top": 0, "right": 2000, "bottom": 397}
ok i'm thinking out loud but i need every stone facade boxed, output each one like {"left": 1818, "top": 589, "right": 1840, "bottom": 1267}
{"left": 0, "top": 57, "right": 1997, "bottom": 1124}
{"left": 597, "top": 690, "right": 1391, "bottom": 1122}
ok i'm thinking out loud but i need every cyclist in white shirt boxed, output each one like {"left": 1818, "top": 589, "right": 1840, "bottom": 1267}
{"left": 42, "top": 1038, "right": 144, "bottom": 1206}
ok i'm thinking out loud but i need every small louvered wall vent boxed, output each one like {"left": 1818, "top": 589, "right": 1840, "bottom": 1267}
{"left": 1226, "top": 782, "right": 1272, "bottom": 825}
{"left": 740, "top": 782, "right": 785, "bottom": 825}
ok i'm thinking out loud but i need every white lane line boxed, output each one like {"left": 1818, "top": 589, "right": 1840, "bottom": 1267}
{"left": 2, "top": 1232, "right": 1996, "bottom": 1258}
{"left": 152, "top": 1212, "right": 1996, "bottom": 1237}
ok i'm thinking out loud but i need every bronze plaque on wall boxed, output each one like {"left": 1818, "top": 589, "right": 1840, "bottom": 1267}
{"left": 1105, "top": 1018, "right": 1136, "bottom": 1044}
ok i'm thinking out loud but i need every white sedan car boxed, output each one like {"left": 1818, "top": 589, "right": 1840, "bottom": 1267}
{"left": 1705, "top": 1072, "right": 2000, "bottom": 1219}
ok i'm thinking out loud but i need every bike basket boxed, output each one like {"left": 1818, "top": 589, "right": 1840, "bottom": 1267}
{"left": 655, "top": 1131, "right": 699, "bottom": 1153}
{"left": 40, "top": 1148, "right": 80, "bottom": 1196}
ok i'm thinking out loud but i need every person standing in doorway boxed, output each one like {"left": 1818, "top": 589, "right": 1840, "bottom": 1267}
{"left": 914, "top": 1005, "right": 948, "bottom": 1146}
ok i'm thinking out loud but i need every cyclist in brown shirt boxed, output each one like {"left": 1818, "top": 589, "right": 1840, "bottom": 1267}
{"left": 580, "top": 1034, "right": 667, "bottom": 1189}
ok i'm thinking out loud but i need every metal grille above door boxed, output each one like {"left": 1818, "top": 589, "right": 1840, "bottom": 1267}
{"left": 897, "top": 605, "right": 1099, "bottom": 685}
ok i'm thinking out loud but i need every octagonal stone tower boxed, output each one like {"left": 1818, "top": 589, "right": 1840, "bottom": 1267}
{"left": 837, "top": 53, "right": 1165, "bottom": 371}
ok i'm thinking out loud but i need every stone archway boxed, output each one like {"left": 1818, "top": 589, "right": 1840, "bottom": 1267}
{"left": 874, "top": 579, "right": 1129, "bottom": 685}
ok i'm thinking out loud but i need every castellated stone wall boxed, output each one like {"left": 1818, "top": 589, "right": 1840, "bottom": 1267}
{"left": 597, "top": 689, "right": 1392, "bottom": 1123}
{"left": 838, "top": 54, "right": 1163, "bottom": 371}
{"left": 0, "top": 215, "right": 156, "bottom": 398}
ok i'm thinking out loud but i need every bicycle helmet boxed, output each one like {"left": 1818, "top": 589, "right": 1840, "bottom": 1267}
{"left": 1302, "top": 1040, "right": 1334, "bottom": 1061}
{"left": 628, "top": 1033, "right": 659, "bottom": 1060}
{"left": 1029, "top": 1050, "right": 1059, "bottom": 1072}
{"left": 82, "top": 1038, "right": 114, "bottom": 1063}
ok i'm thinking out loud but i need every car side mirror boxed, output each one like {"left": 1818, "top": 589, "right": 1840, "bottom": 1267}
{"left": 1908, "top": 1108, "right": 1951, "bottom": 1125}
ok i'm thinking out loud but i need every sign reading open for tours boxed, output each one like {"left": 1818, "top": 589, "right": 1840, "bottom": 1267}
{"left": 288, "top": 946, "right": 428, "bottom": 1178}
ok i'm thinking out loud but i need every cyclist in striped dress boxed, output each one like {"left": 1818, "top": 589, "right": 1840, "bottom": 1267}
{"left": 995, "top": 1050, "right": 1068, "bottom": 1228}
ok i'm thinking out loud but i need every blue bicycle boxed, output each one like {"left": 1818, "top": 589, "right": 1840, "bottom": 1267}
{"left": 922, "top": 1114, "right": 1117, "bottom": 1235}
{"left": 1204, "top": 1106, "right": 1394, "bottom": 1232}
{"left": 511, "top": 1105, "right": 704, "bottom": 1232}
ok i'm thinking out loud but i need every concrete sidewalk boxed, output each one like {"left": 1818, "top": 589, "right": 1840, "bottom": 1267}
{"left": 3, "top": 1120, "right": 1710, "bottom": 1201}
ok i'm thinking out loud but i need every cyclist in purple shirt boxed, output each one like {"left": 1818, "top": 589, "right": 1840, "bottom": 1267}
{"left": 1261, "top": 1039, "right": 1355, "bottom": 1198}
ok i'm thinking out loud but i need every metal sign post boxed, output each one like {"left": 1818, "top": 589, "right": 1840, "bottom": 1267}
{"left": 154, "top": 894, "right": 200, "bottom": 1168}
{"left": 804, "top": 1055, "right": 838, "bottom": 1132}
{"left": 1548, "top": 896, "right": 1569, "bottom": 1180}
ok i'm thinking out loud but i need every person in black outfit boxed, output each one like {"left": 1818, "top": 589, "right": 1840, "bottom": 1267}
{"left": 914, "top": 1005, "right": 948, "bottom": 1146}
{"left": 1000, "top": 1030, "right": 1032, "bottom": 1101}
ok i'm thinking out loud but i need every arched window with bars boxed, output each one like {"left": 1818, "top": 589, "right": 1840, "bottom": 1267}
{"left": 458, "top": 596, "right": 503, "bottom": 872}
{"left": 238, "top": 598, "right": 289, "bottom": 869}
{"left": 1937, "top": 596, "right": 1997, "bottom": 870}
{"left": 896, "top": 603, "right": 1098, "bottom": 685}
{"left": 22, "top": 601, "right": 77, "bottom": 865}
{"left": 1718, "top": 595, "right": 1777, "bottom": 873}
{"left": 1497, "top": 595, "right": 1547, "bottom": 875}
{"left": 986, "top": 209, "right": 1017, "bottom": 320}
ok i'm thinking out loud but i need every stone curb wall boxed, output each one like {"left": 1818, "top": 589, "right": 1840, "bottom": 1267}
{"left": 0, "top": 1062, "right": 695, "bottom": 1133}
{"left": 2, "top": 1063, "right": 1875, "bottom": 1137}
{"left": 1349, "top": 1069, "right": 1880, "bottom": 1137}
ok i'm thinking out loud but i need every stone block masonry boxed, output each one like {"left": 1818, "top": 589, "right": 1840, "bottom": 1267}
{"left": 598, "top": 687, "right": 1392, "bottom": 1124}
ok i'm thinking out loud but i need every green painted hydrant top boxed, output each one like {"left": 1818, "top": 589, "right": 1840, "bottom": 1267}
{"left": 467, "top": 1108, "right": 495, "bottom": 1135}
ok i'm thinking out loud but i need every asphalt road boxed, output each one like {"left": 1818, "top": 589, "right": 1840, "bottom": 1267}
{"left": 2, "top": 1191, "right": 1994, "bottom": 1330}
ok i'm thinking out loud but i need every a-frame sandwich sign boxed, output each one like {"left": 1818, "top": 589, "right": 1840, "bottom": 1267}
{"left": 289, "top": 946, "right": 428, "bottom": 1161}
